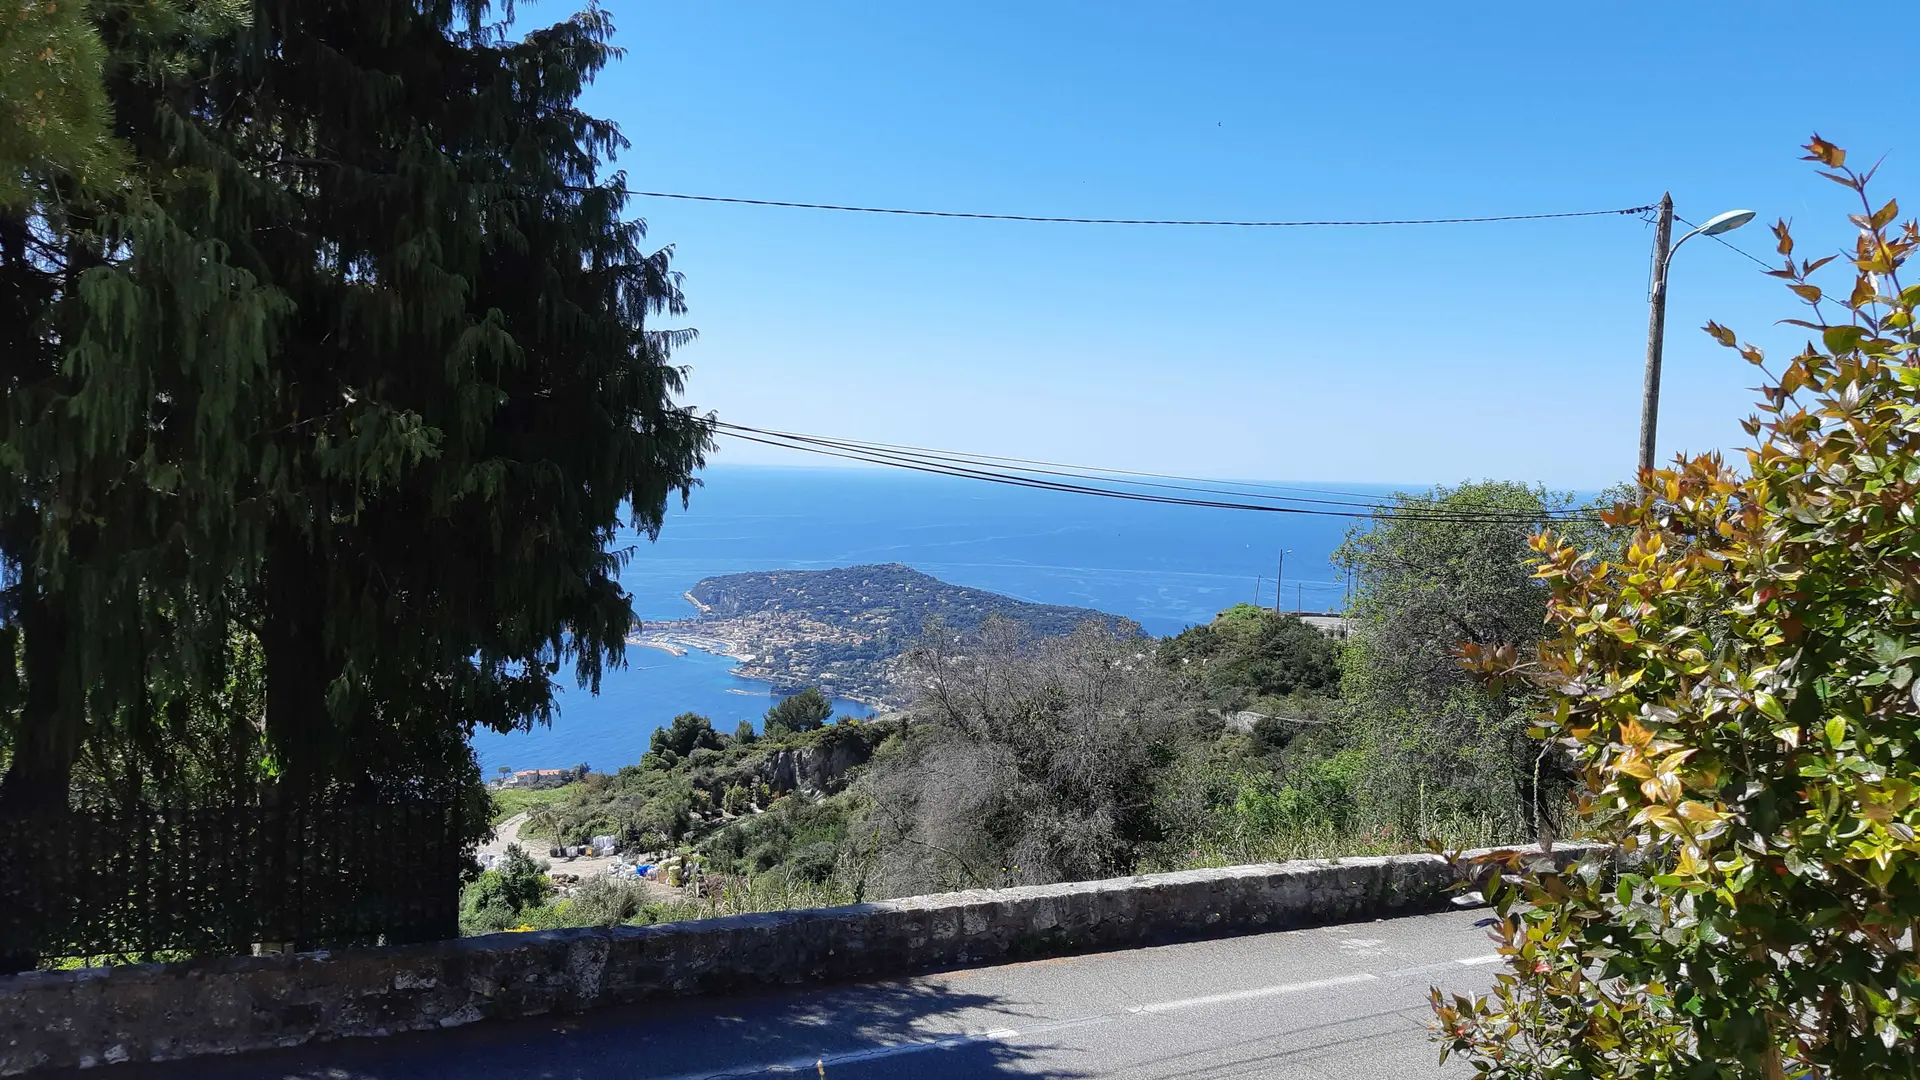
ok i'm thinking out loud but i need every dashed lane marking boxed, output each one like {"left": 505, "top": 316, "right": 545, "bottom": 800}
{"left": 1133, "top": 973, "right": 1380, "bottom": 1013}
{"left": 649, "top": 960, "right": 1489, "bottom": 1077}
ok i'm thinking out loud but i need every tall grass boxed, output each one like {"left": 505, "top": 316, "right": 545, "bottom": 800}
{"left": 487, "top": 785, "right": 572, "bottom": 826}
{"left": 1149, "top": 813, "right": 1510, "bottom": 873}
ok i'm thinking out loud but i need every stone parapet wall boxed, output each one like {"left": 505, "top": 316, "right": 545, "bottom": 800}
{"left": 0, "top": 845, "right": 1595, "bottom": 1074}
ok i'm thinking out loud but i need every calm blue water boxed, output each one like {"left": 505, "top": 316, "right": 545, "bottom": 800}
{"left": 469, "top": 465, "right": 1396, "bottom": 775}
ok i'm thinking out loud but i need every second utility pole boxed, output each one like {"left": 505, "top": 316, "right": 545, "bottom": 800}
{"left": 1273, "top": 549, "right": 1284, "bottom": 615}
{"left": 1639, "top": 192, "right": 1675, "bottom": 479}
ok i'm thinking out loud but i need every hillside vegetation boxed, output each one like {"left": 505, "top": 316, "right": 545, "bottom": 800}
{"left": 470, "top": 490, "right": 1590, "bottom": 933}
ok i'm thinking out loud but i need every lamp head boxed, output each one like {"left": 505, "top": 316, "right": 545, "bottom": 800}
{"left": 1701, "top": 209, "right": 1756, "bottom": 236}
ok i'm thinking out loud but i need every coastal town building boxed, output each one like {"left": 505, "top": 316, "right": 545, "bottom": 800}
{"left": 495, "top": 768, "right": 571, "bottom": 790}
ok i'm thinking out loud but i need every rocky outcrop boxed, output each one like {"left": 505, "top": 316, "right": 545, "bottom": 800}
{"left": 757, "top": 733, "right": 877, "bottom": 796}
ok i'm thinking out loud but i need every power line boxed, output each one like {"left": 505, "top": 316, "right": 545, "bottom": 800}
{"left": 727, "top": 424, "right": 1412, "bottom": 511}
{"left": 618, "top": 189, "right": 1657, "bottom": 228}
{"left": 1674, "top": 213, "right": 1775, "bottom": 271}
{"left": 715, "top": 422, "right": 1589, "bottom": 521}
{"left": 718, "top": 425, "right": 1437, "bottom": 520}
{"left": 715, "top": 426, "right": 1474, "bottom": 505}
{"left": 713, "top": 422, "right": 1600, "bottom": 524}
{"left": 724, "top": 422, "right": 1599, "bottom": 522}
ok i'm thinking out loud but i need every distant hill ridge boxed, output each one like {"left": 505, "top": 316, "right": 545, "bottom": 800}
{"left": 687, "top": 563, "right": 1126, "bottom": 637}
{"left": 650, "top": 564, "right": 1131, "bottom": 706}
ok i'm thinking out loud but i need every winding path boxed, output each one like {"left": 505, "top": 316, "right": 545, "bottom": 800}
{"left": 477, "top": 812, "right": 530, "bottom": 863}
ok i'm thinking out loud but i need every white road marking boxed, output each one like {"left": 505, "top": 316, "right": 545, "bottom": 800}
{"left": 1456, "top": 954, "right": 1503, "bottom": 966}
{"left": 650, "top": 1030, "right": 1019, "bottom": 1080}
{"left": 1017, "top": 1013, "right": 1118, "bottom": 1037}
{"left": 1134, "top": 972, "right": 1380, "bottom": 1013}
{"left": 1378, "top": 961, "right": 1457, "bottom": 980}
{"left": 650, "top": 958, "right": 1470, "bottom": 1077}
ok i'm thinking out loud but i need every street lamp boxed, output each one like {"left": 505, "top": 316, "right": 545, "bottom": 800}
{"left": 1639, "top": 194, "right": 1756, "bottom": 478}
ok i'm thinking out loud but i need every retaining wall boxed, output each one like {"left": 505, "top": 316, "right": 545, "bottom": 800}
{"left": 0, "top": 845, "right": 1593, "bottom": 1074}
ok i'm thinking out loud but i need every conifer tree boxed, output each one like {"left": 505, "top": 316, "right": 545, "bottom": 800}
{"left": 182, "top": 2, "right": 713, "bottom": 798}
{"left": 1, "top": 1, "right": 273, "bottom": 814}
{"left": 2, "top": 0, "right": 710, "bottom": 879}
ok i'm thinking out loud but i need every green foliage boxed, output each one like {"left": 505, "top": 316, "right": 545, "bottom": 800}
{"left": 1142, "top": 728, "right": 1498, "bottom": 871}
{"left": 1437, "top": 138, "right": 1920, "bottom": 1078}
{"left": 1162, "top": 604, "right": 1341, "bottom": 709}
{"left": 0, "top": 3, "right": 719, "bottom": 970}
{"left": 559, "top": 876, "right": 650, "bottom": 929}
{"left": 1338, "top": 481, "right": 1584, "bottom": 841}
{"left": 457, "top": 722, "right": 896, "bottom": 936}
{"left": 1229, "top": 750, "right": 1367, "bottom": 836}
{"left": 764, "top": 688, "right": 832, "bottom": 736}
{"left": 459, "top": 844, "right": 551, "bottom": 934}
{"left": 638, "top": 777, "right": 697, "bottom": 843}
{"left": 2, "top": 1, "right": 256, "bottom": 206}
{"left": 1, "top": 0, "right": 118, "bottom": 204}
{"left": 734, "top": 719, "right": 757, "bottom": 744}
{"left": 505, "top": 714, "right": 892, "bottom": 864}
{"left": 489, "top": 785, "right": 571, "bottom": 827}
{"left": 650, "top": 713, "right": 724, "bottom": 760}
{"left": 3, "top": 0, "right": 711, "bottom": 825}
{"left": 1, "top": 1, "right": 288, "bottom": 816}
{"left": 705, "top": 791, "right": 862, "bottom": 882}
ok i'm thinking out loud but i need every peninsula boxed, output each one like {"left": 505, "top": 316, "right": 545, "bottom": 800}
{"left": 631, "top": 563, "right": 1128, "bottom": 706}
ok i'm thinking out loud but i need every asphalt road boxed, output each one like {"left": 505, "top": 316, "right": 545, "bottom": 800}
{"left": 85, "top": 908, "right": 1503, "bottom": 1079}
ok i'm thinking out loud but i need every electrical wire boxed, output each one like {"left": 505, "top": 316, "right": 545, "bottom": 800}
{"left": 560, "top": 184, "right": 1642, "bottom": 520}
{"left": 1674, "top": 214, "right": 1776, "bottom": 271}
{"left": 725, "top": 424, "right": 1411, "bottom": 511}
{"left": 713, "top": 422, "right": 1601, "bottom": 524}
{"left": 617, "top": 189, "right": 1657, "bottom": 229}
{"left": 721, "top": 418, "right": 1589, "bottom": 518}
{"left": 717, "top": 425, "right": 1481, "bottom": 504}
{"left": 726, "top": 428, "right": 1597, "bottom": 524}
{"left": 714, "top": 422, "right": 1591, "bottom": 521}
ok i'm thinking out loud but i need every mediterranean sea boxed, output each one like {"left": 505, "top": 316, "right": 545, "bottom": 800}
{"left": 468, "top": 464, "right": 1399, "bottom": 776}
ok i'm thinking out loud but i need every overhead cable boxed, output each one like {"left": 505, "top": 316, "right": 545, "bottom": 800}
{"left": 721, "top": 420, "right": 1589, "bottom": 511}
{"left": 716, "top": 422, "right": 1589, "bottom": 521}
{"left": 713, "top": 422, "right": 1600, "bottom": 525}
{"left": 618, "top": 190, "right": 1657, "bottom": 229}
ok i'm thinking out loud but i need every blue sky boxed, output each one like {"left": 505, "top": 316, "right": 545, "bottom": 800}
{"left": 574, "top": 1, "right": 1909, "bottom": 488}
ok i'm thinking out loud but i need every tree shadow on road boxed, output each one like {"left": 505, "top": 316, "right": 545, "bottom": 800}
{"left": 73, "top": 975, "right": 1092, "bottom": 1080}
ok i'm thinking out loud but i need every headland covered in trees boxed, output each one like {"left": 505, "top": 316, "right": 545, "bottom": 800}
{"left": 630, "top": 563, "right": 1132, "bottom": 706}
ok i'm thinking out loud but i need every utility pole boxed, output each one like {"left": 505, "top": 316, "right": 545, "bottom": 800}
{"left": 1297, "top": 582, "right": 1303, "bottom": 614}
{"left": 1639, "top": 192, "right": 1675, "bottom": 479}
{"left": 1274, "top": 549, "right": 1285, "bottom": 615}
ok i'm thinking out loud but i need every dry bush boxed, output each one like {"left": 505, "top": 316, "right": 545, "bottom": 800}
{"left": 861, "top": 618, "right": 1207, "bottom": 895}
